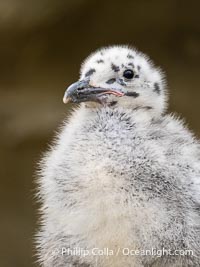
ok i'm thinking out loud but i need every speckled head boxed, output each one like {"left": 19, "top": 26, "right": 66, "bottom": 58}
{"left": 63, "top": 45, "right": 167, "bottom": 115}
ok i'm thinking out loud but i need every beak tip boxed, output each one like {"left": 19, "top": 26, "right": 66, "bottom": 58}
{"left": 63, "top": 96, "right": 71, "bottom": 104}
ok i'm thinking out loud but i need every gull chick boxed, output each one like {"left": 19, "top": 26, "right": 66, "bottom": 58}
{"left": 37, "top": 46, "right": 200, "bottom": 267}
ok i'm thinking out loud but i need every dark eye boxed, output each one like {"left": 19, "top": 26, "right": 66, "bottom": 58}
{"left": 123, "top": 69, "right": 134, "bottom": 79}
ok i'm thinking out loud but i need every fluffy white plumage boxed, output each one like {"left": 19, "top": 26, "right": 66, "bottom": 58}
{"left": 36, "top": 46, "right": 200, "bottom": 267}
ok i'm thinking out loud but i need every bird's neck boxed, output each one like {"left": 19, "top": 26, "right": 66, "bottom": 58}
{"left": 79, "top": 104, "right": 161, "bottom": 124}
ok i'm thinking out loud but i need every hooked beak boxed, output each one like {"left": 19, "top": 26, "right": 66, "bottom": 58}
{"left": 63, "top": 79, "right": 124, "bottom": 104}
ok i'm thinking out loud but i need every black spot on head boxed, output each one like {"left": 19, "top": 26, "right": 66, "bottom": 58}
{"left": 118, "top": 78, "right": 126, "bottom": 86}
{"left": 134, "top": 74, "right": 139, "bottom": 78}
{"left": 85, "top": 68, "right": 96, "bottom": 77}
{"left": 111, "top": 63, "right": 120, "bottom": 72}
{"left": 106, "top": 78, "right": 116, "bottom": 84}
{"left": 125, "top": 92, "right": 139, "bottom": 98}
{"left": 154, "top": 82, "right": 161, "bottom": 94}
{"left": 137, "top": 66, "right": 141, "bottom": 71}
{"left": 127, "top": 53, "right": 134, "bottom": 59}
{"left": 109, "top": 101, "right": 117, "bottom": 106}
{"left": 128, "top": 63, "right": 134, "bottom": 67}
{"left": 97, "top": 59, "right": 104, "bottom": 63}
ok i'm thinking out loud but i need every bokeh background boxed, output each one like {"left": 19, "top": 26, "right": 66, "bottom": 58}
{"left": 1, "top": 0, "right": 200, "bottom": 266}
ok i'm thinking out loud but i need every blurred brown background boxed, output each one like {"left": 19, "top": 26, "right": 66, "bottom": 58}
{"left": 1, "top": 0, "right": 200, "bottom": 266}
